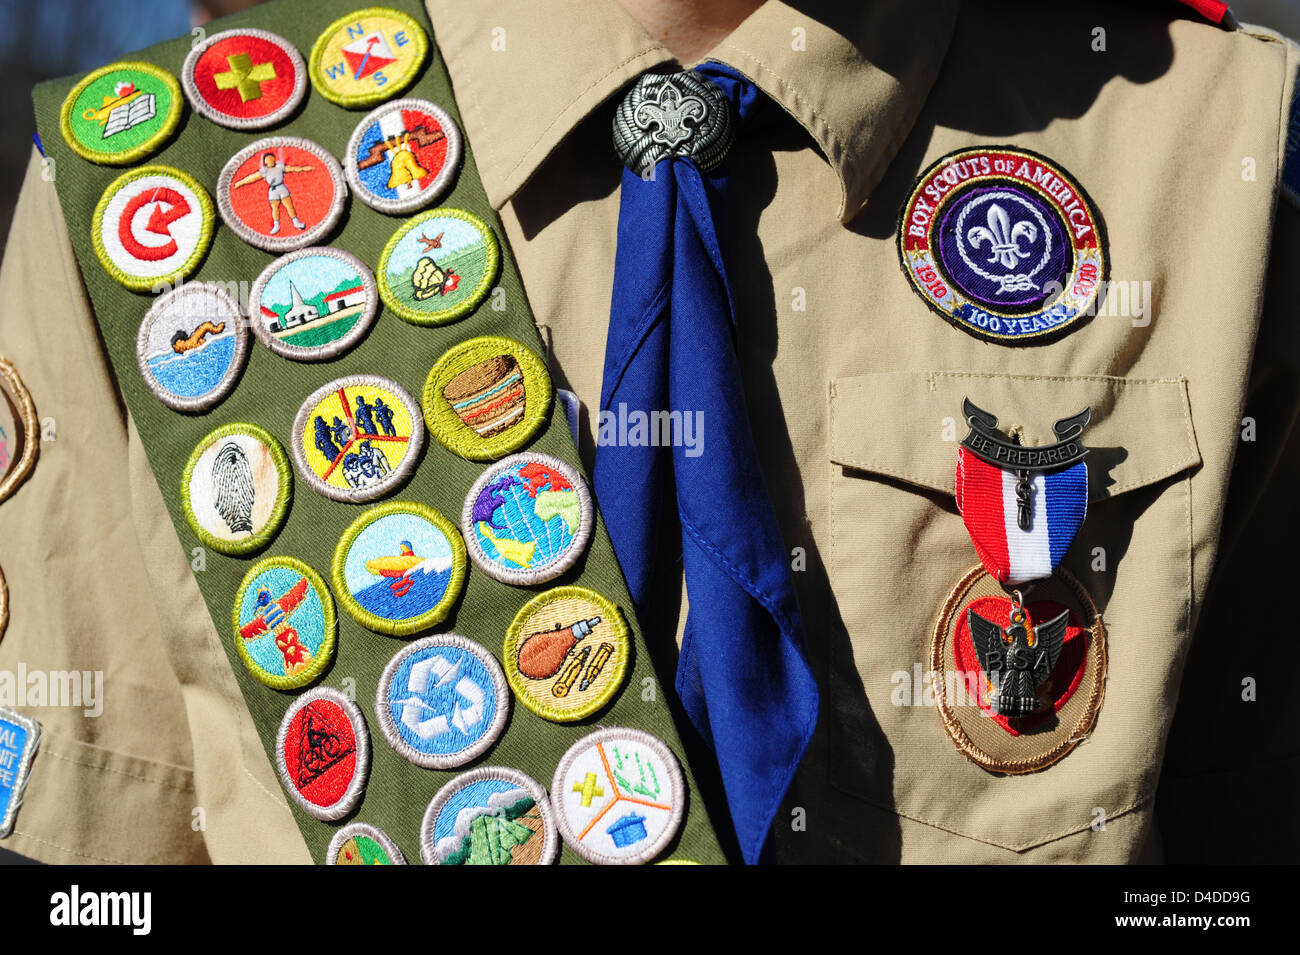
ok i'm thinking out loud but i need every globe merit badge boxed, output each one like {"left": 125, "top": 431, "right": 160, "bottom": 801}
{"left": 59, "top": 61, "right": 181, "bottom": 164}
{"left": 899, "top": 147, "right": 1106, "bottom": 344}
{"left": 308, "top": 7, "right": 429, "bottom": 108}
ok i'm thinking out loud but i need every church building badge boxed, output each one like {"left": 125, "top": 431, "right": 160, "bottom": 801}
{"left": 93, "top": 166, "right": 214, "bottom": 291}
{"left": 217, "top": 137, "right": 347, "bottom": 252}
{"left": 899, "top": 147, "right": 1106, "bottom": 344}
{"left": 136, "top": 282, "right": 248, "bottom": 412}
{"left": 181, "top": 423, "right": 292, "bottom": 556}
{"left": 345, "top": 98, "right": 463, "bottom": 213}
{"left": 275, "top": 687, "right": 369, "bottom": 821}
{"left": 248, "top": 248, "right": 378, "bottom": 361}
{"left": 308, "top": 7, "right": 429, "bottom": 108}
{"left": 182, "top": 28, "right": 307, "bottom": 130}
{"left": 60, "top": 61, "right": 181, "bottom": 164}
{"left": 420, "top": 767, "right": 559, "bottom": 865}
{"left": 233, "top": 556, "right": 336, "bottom": 690}
{"left": 291, "top": 375, "right": 423, "bottom": 502}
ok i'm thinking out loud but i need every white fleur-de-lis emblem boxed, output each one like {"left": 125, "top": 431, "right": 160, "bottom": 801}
{"left": 966, "top": 203, "right": 1038, "bottom": 269}
{"left": 633, "top": 81, "right": 708, "bottom": 149}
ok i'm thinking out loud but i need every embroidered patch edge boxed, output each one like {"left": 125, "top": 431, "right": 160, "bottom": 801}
{"left": 0, "top": 356, "right": 40, "bottom": 506}
{"left": 181, "top": 422, "right": 292, "bottom": 556}
{"left": 135, "top": 282, "right": 249, "bottom": 412}
{"left": 58, "top": 60, "right": 182, "bottom": 165}
{"left": 344, "top": 97, "right": 464, "bottom": 214}
{"left": 181, "top": 27, "right": 308, "bottom": 131}
{"left": 307, "top": 6, "right": 430, "bottom": 109}
{"left": 376, "top": 207, "right": 500, "bottom": 325}
{"left": 215, "top": 136, "right": 348, "bottom": 253}
{"left": 274, "top": 686, "right": 370, "bottom": 822}
{"left": 419, "top": 765, "right": 559, "bottom": 865}
{"left": 247, "top": 247, "right": 379, "bottom": 361}
{"left": 325, "top": 821, "right": 407, "bottom": 864}
{"left": 232, "top": 555, "right": 337, "bottom": 690}
{"left": 0, "top": 706, "right": 41, "bottom": 838}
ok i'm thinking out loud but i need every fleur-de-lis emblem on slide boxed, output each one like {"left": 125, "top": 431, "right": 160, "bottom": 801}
{"left": 634, "top": 80, "right": 708, "bottom": 149}
{"left": 966, "top": 203, "right": 1038, "bottom": 270}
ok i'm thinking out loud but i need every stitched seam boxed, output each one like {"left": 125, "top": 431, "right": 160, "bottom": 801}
{"left": 10, "top": 830, "right": 126, "bottom": 865}
{"left": 42, "top": 748, "right": 193, "bottom": 794}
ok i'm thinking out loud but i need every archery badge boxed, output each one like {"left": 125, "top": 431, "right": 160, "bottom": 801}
{"left": 931, "top": 398, "right": 1107, "bottom": 773}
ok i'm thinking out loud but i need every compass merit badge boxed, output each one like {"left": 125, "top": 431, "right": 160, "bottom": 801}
{"left": 291, "top": 375, "right": 423, "bottom": 502}
{"left": 552, "top": 728, "right": 685, "bottom": 865}
{"left": 378, "top": 208, "right": 499, "bottom": 325}
{"left": 181, "top": 423, "right": 291, "bottom": 556}
{"left": 233, "top": 556, "right": 336, "bottom": 690}
{"left": 182, "top": 28, "right": 307, "bottom": 130}
{"left": 248, "top": 248, "right": 378, "bottom": 361}
{"left": 276, "top": 687, "right": 369, "bottom": 821}
{"left": 93, "top": 166, "right": 214, "bottom": 291}
{"left": 136, "top": 283, "right": 247, "bottom": 412}
{"left": 217, "top": 137, "right": 347, "bottom": 252}
{"left": 899, "top": 147, "right": 1106, "bottom": 344}
{"left": 60, "top": 61, "right": 181, "bottom": 164}
{"left": 345, "top": 98, "right": 462, "bottom": 213}
{"left": 375, "top": 635, "right": 508, "bottom": 769}
{"left": 326, "top": 822, "right": 406, "bottom": 865}
{"left": 462, "top": 453, "right": 593, "bottom": 586}
{"left": 421, "top": 767, "right": 559, "bottom": 866}
{"left": 308, "top": 7, "right": 429, "bottom": 108}
{"left": 333, "top": 501, "right": 467, "bottom": 636}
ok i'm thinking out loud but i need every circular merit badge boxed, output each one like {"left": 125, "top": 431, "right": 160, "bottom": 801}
{"left": 182, "top": 28, "right": 306, "bottom": 130}
{"left": 377, "top": 208, "right": 499, "bottom": 325}
{"left": 420, "top": 767, "right": 559, "bottom": 866}
{"left": 248, "top": 248, "right": 378, "bottom": 361}
{"left": 504, "top": 587, "right": 629, "bottom": 723}
{"left": 0, "top": 356, "right": 39, "bottom": 506}
{"left": 326, "top": 822, "right": 407, "bottom": 865}
{"left": 898, "top": 146, "right": 1107, "bottom": 344}
{"left": 291, "top": 374, "right": 423, "bottom": 503}
{"left": 462, "top": 453, "right": 592, "bottom": 586}
{"left": 332, "top": 501, "right": 466, "bottom": 635}
{"left": 931, "top": 565, "right": 1107, "bottom": 774}
{"left": 552, "top": 727, "right": 685, "bottom": 865}
{"left": 308, "top": 7, "right": 429, "bottom": 108}
{"left": 233, "top": 556, "right": 336, "bottom": 690}
{"left": 345, "top": 98, "right": 462, "bottom": 214}
{"left": 60, "top": 61, "right": 181, "bottom": 164}
{"left": 217, "top": 137, "right": 347, "bottom": 252}
{"left": 276, "top": 686, "right": 369, "bottom": 822}
{"left": 422, "top": 336, "right": 552, "bottom": 461}
{"left": 375, "top": 635, "right": 507, "bottom": 768}
{"left": 136, "top": 282, "right": 247, "bottom": 412}
{"left": 182, "top": 423, "right": 292, "bottom": 556}
{"left": 93, "top": 166, "right": 214, "bottom": 292}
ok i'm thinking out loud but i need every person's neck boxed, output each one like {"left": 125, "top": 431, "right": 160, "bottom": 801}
{"left": 617, "top": 0, "right": 765, "bottom": 64}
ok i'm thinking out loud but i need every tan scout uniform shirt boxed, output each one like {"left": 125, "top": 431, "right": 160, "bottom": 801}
{"left": 1, "top": 0, "right": 1297, "bottom": 864}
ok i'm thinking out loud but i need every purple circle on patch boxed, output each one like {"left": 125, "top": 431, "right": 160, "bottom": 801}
{"left": 936, "top": 184, "right": 1070, "bottom": 312}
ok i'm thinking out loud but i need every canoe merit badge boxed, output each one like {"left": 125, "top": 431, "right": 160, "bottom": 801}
{"left": 217, "top": 137, "right": 347, "bottom": 252}
{"left": 423, "top": 337, "right": 552, "bottom": 460}
{"left": 461, "top": 453, "right": 593, "bottom": 586}
{"left": 332, "top": 501, "right": 467, "bottom": 635}
{"left": 374, "top": 635, "right": 508, "bottom": 768}
{"left": 552, "top": 728, "right": 685, "bottom": 865}
{"left": 0, "top": 706, "right": 40, "bottom": 838}
{"left": 59, "top": 61, "right": 181, "bottom": 164}
{"left": 0, "top": 356, "right": 39, "bottom": 506}
{"left": 182, "top": 28, "right": 306, "bottom": 130}
{"left": 181, "top": 423, "right": 292, "bottom": 556}
{"left": 504, "top": 586, "right": 630, "bottom": 723}
{"left": 898, "top": 146, "right": 1106, "bottom": 344}
{"left": 275, "top": 686, "right": 369, "bottom": 822}
{"left": 93, "top": 166, "right": 214, "bottom": 291}
{"left": 233, "top": 556, "right": 336, "bottom": 690}
{"left": 291, "top": 374, "right": 423, "bottom": 503}
{"left": 326, "top": 822, "right": 407, "bottom": 865}
{"left": 345, "top": 98, "right": 462, "bottom": 214}
{"left": 420, "top": 767, "right": 559, "bottom": 866}
{"left": 308, "top": 7, "right": 429, "bottom": 108}
{"left": 377, "top": 208, "right": 499, "bottom": 325}
{"left": 248, "top": 248, "right": 378, "bottom": 361}
{"left": 136, "top": 283, "right": 247, "bottom": 412}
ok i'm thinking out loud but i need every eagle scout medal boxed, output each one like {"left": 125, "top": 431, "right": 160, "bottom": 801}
{"left": 93, "top": 166, "right": 214, "bottom": 292}
{"left": 0, "top": 356, "right": 38, "bottom": 505}
{"left": 290, "top": 374, "right": 423, "bottom": 502}
{"left": 233, "top": 556, "right": 336, "bottom": 690}
{"left": 899, "top": 146, "right": 1106, "bottom": 343}
{"left": 275, "top": 686, "right": 370, "bottom": 821}
{"left": 182, "top": 28, "right": 306, "bottom": 129}
{"left": 135, "top": 282, "right": 248, "bottom": 412}
{"left": 504, "top": 586, "right": 630, "bottom": 723}
{"left": 326, "top": 822, "right": 407, "bottom": 865}
{"left": 461, "top": 453, "right": 593, "bottom": 586}
{"left": 377, "top": 208, "right": 499, "bottom": 324}
{"left": 248, "top": 248, "right": 378, "bottom": 361}
{"left": 217, "top": 137, "right": 347, "bottom": 252}
{"left": 332, "top": 501, "right": 467, "bottom": 635}
{"left": 422, "top": 336, "right": 552, "bottom": 461}
{"left": 0, "top": 706, "right": 40, "bottom": 838}
{"left": 552, "top": 728, "right": 685, "bottom": 865}
{"left": 181, "top": 423, "right": 292, "bottom": 556}
{"left": 374, "top": 635, "right": 508, "bottom": 768}
{"left": 345, "top": 98, "right": 462, "bottom": 214}
{"left": 59, "top": 61, "right": 181, "bottom": 164}
{"left": 420, "top": 767, "right": 559, "bottom": 866}
{"left": 308, "top": 7, "right": 429, "bottom": 108}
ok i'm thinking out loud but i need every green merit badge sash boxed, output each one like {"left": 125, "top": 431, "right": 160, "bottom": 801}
{"left": 33, "top": 0, "right": 725, "bottom": 865}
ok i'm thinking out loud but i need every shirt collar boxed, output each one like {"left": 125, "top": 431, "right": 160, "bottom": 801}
{"left": 425, "top": 0, "right": 959, "bottom": 223}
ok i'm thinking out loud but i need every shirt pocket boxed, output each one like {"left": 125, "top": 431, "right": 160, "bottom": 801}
{"left": 824, "top": 370, "right": 1201, "bottom": 853}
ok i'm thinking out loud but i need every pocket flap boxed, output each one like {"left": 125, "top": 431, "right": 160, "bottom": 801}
{"left": 829, "top": 371, "right": 1201, "bottom": 501}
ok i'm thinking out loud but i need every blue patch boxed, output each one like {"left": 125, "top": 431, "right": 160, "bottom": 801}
{"left": 0, "top": 707, "right": 40, "bottom": 838}
{"left": 1284, "top": 84, "right": 1300, "bottom": 206}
